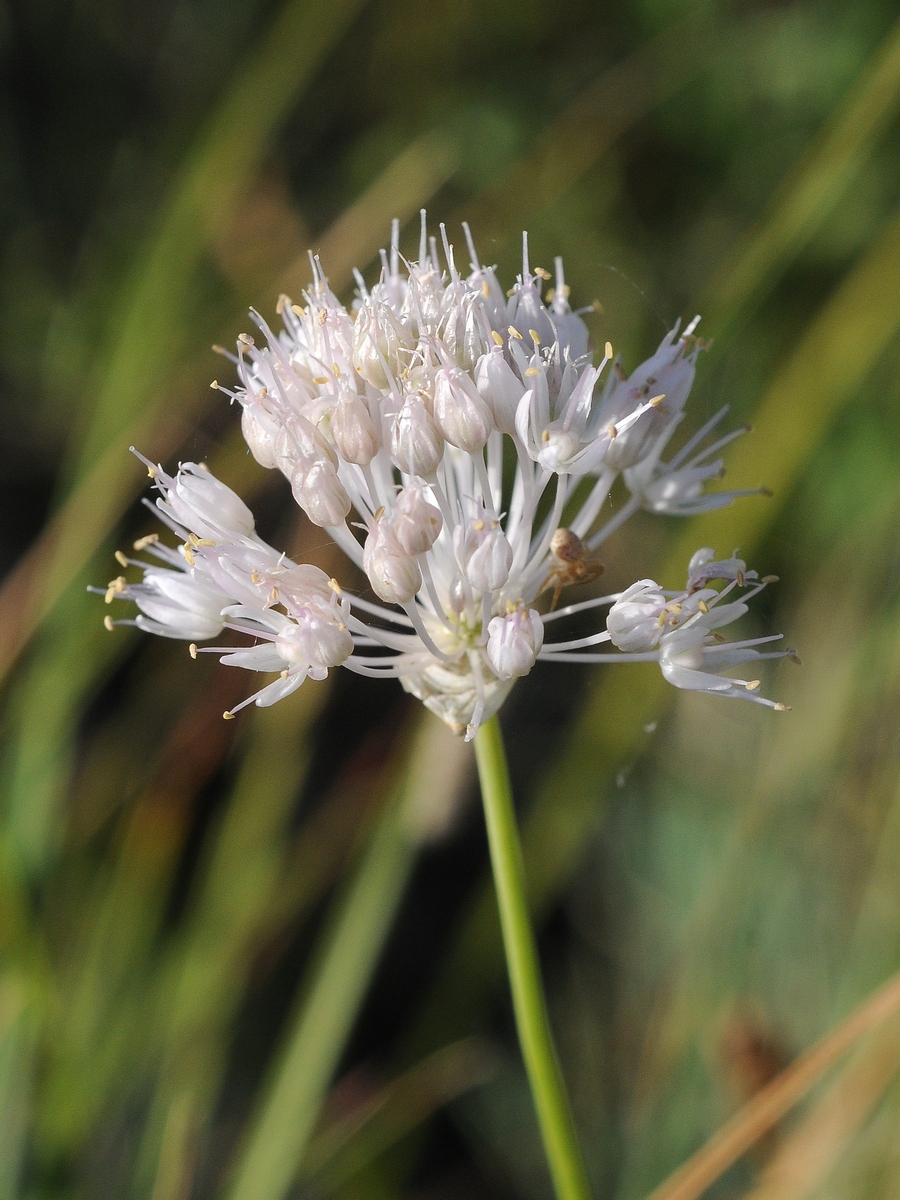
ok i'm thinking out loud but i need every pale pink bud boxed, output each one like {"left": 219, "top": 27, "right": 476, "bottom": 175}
{"left": 453, "top": 515, "right": 512, "bottom": 592}
{"left": 291, "top": 459, "right": 351, "bottom": 528}
{"left": 363, "top": 521, "right": 422, "bottom": 604}
{"left": 432, "top": 365, "right": 493, "bottom": 453}
{"left": 387, "top": 394, "right": 444, "bottom": 477}
{"left": 475, "top": 347, "right": 526, "bottom": 435}
{"left": 392, "top": 483, "right": 443, "bottom": 556}
{"left": 241, "top": 407, "right": 278, "bottom": 469}
{"left": 286, "top": 601, "right": 353, "bottom": 678}
{"left": 487, "top": 608, "right": 544, "bottom": 679}
{"left": 330, "top": 389, "right": 379, "bottom": 465}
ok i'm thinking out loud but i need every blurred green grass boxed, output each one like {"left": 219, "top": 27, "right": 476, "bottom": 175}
{"left": 2, "top": 0, "right": 900, "bottom": 1197}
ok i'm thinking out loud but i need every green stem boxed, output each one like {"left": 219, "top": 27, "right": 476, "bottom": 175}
{"left": 474, "top": 715, "right": 592, "bottom": 1200}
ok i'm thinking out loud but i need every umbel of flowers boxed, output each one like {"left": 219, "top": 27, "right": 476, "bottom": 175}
{"left": 100, "top": 215, "right": 790, "bottom": 738}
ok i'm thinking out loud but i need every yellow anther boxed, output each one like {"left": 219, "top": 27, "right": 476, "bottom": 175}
{"left": 292, "top": 303, "right": 305, "bottom": 317}
{"left": 473, "top": 519, "right": 485, "bottom": 532}
{"left": 114, "top": 550, "right": 129, "bottom": 568}
{"left": 667, "top": 602, "right": 682, "bottom": 614}
{"left": 648, "top": 393, "right": 666, "bottom": 407}
{"left": 763, "top": 574, "right": 779, "bottom": 584}
{"left": 312, "top": 376, "right": 329, "bottom": 385}
{"left": 534, "top": 267, "right": 551, "bottom": 280}
{"left": 736, "top": 570, "right": 745, "bottom": 586}
{"left": 196, "top": 538, "right": 215, "bottom": 547}
{"left": 280, "top": 669, "right": 289, "bottom": 679}
{"left": 198, "top": 463, "right": 210, "bottom": 472}
{"left": 745, "top": 679, "right": 761, "bottom": 691}
{"left": 210, "top": 380, "right": 219, "bottom": 390}
{"left": 507, "top": 325, "right": 523, "bottom": 340}
{"left": 774, "top": 702, "right": 791, "bottom": 712}
{"left": 329, "top": 578, "right": 342, "bottom": 595}
{"left": 133, "top": 533, "right": 159, "bottom": 551}
{"left": 212, "top": 344, "right": 227, "bottom": 356}
{"left": 697, "top": 598, "right": 709, "bottom": 614}
{"left": 332, "top": 362, "right": 341, "bottom": 377}
{"left": 528, "top": 329, "right": 541, "bottom": 344}
{"left": 104, "top": 576, "right": 126, "bottom": 603}
{"left": 189, "top": 644, "right": 198, "bottom": 660}
{"left": 103, "top": 615, "right": 115, "bottom": 632}
{"left": 607, "top": 423, "right": 618, "bottom": 439}
{"left": 223, "top": 711, "right": 235, "bottom": 720}
{"left": 591, "top": 299, "right": 603, "bottom": 314}
{"left": 541, "top": 430, "right": 550, "bottom": 442}
{"left": 491, "top": 330, "right": 504, "bottom": 346}
{"left": 238, "top": 332, "right": 255, "bottom": 346}
{"left": 318, "top": 308, "right": 328, "bottom": 326}
{"left": 525, "top": 367, "right": 540, "bottom": 377}
{"left": 482, "top": 281, "right": 491, "bottom": 299}
{"left": 374, "top": 505, "right": 385, "bottom": 521}
{"left": 147, "top": 465, "right": 157, "bottom": 478}
{"left": 251, "top": 569, "right": 261, "bottom": 584}
{"left": 656, "top": 611, "right": 667, "bottom": 627}
{"left": 183, "top": 545, "right": 195, "bottom": 566}
{"left": 271, "top": 586, "right": 280, "bottom": 602}
{"left": 604, "top": 341, "right": 613, "bottom": 360}
{"left": 188, "top": 532, "right": 201, "bottom": 547}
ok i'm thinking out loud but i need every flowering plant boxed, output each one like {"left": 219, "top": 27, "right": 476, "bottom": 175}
{"left": 102, "top": 216, "right": 789, "bottom": 738}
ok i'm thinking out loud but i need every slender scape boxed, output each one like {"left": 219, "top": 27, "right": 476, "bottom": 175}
{"left": 475, "top": 715, "right": 592, "bottom": 1200}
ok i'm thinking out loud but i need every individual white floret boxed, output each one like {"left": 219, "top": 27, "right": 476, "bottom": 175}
{"left": 487, "top": 608, "right": 544, "bottom": 679}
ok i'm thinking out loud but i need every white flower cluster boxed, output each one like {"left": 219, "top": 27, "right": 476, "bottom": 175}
{"left": 99, "top": 216, "right": 790, "bottom": 736}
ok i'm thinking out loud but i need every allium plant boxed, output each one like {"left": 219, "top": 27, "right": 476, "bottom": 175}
{"left": 98, "top": 215, "right": 790, "bottom": 1200}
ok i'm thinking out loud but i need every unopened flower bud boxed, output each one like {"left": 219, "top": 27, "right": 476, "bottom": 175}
{"left": 392, "top": 483, "right": 443, "bottom": 556}
{"left": 606, "top": 580, "right": 668, "bottom": 652}
{"left": 432, "top": 365, "right": 493, "bottom": 453}
{"left": 475, "top": 347, "right": 526, "bottom": 435}
{"left": 447, "top": 572, "right": 468, "bottom": 615}
{"left": 241, "top": 407, "right": 278, "bottom": 469}
{"left": 454, "top": 516, "right": 513, "bottom": 592}
{"left": 330, "top": 389, "right": 379, "bottom": 465}
{"left": 286, "top": 602, "right": 353, "bottom": 678}
{"left": 387, "top": 394, "right": 444, "bottom": 477}
{"left": 363, "top": 521, "right": 422, "bottom": 604}
{"left": 487, "top": 608, "right": 544, "bottom": 679}
{"left": 291, "top": 459, "right": 351, "bottom": 528}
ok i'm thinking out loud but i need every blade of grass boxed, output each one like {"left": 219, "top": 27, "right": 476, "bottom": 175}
{"left": 303, "top": 1039, "right": 495, "bottom": 1191}
{"left": 643, "top": 969, "right": 900, "bottom": 1200}
{"left": 73, "top": 0, "right": 368, "bottom": 474}
{"left": 706, "top": 11, "right": 900, "bottom": 334}
{"left": 223, "top": 713, "right": 470, "bottom": 1200}
{"left": 740, "top": 1017, "right": 900, "bottom": 1200}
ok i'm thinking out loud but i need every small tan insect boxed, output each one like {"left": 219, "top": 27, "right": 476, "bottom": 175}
{"left": 541, "top": 528, "right": 604, "bottom": 610}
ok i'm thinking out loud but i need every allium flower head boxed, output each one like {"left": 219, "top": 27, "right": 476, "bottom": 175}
{"left": 99, "top": 215, "right": 790, "bottom": 736}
